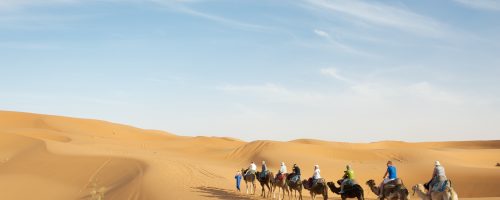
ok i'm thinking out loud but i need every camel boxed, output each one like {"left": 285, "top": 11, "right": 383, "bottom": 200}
{"left": 256, "top": 171, "right": 274, "bottom": 198}
{"left": 241, "top": 168, "right": 257, "bottom": 195}
{"left": 288, "top": 177, "right": 303, "bottom": 200}
{"left": 412, "top": 184, "right": 458, "bottom": 200}
{"left": 273, "top": 173, "right": 290, "bottom": 200}
{"left": 302, "top": 179, "right": 328, "bottom": 200}
{"left": 327, "top": 179, "right": 364, "bottom": 200}
{"left": 366, "top": 179, "right": 409, "bottom": 200}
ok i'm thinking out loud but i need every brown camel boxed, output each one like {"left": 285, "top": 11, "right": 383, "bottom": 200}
{"left": 302, "top": 179, "right": 328, "bottom": 200}
{"left": 412, "top": 183, "right": 458, "bottom": 200}
{"left": 288, "top": 177, "right": 303, "bottom": 200}
{"left": 273, "top": 173, "right": 290, "bottom": 200}
{"left": 256, "top": 171, "right": 274, "bottom": 198}
{"left": 366, "top": 179, "right": 409, "bottom": 200}
{"left": 241, "top": 168, "right": 256, "bottom": 195}
{"left": 327, "top": 179, "right": 364, "bottom": 200}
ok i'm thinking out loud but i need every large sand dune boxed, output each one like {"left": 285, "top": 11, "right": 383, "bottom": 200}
{"left": 0, "top": 111, "right": 499, "bottom": 200}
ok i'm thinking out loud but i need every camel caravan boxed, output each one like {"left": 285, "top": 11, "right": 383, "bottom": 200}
{"left": 236, "top": 160, "right": 458, "bottom": 200}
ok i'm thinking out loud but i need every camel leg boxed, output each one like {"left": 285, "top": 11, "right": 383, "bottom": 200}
{"left": 263, "top": 183, "right": 266, "bottom": 196}
{"left": 246, "top": 181, "right": 248, "bottom": 194}
{"left": 253, "top": 182, "right": 256, "bottom": 195}
{"left": 267, "top": 183, "right": 272, "bottom": 198}
{"left": 273, "top": 185, "right": 276, "bottom": 199}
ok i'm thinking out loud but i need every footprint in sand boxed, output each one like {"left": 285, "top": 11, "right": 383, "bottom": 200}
{"left": 0, "top": 157, "right": 9, "bottom": 164}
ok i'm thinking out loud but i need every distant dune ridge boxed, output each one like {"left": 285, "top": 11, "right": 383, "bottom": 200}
{"left": 0, "top": 111, "right": 499, "bottom": 200}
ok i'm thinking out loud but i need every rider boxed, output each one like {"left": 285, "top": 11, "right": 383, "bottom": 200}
{"left": 380, "top": 161, "right": 397, "bottom": 199}
{"left": 427, "top": 161, "right": 447, "bottom": 194}
{"left": 261, "top": 160, "right": 268, "bottom": 180}
{"left": 340, "top": 164, "right": 356, "bottom": 194}
{"left": 292, "top": 164, "right": 301, "bottom": 182}
{"left": 246, "top": 161, "right": 257, "bottom": 176}
{"left": 288, "top": 164, "right": 301, "bottom": 183}
{"left": 276, "top": 162, "right": 287, "bottom": 180}
{"left": 310, "top": 164, "right": 321, "bottom": 188}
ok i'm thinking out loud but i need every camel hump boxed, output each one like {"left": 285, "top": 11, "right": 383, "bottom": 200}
{"left": 395, "top": 178, "right": 403, "bottom": 185}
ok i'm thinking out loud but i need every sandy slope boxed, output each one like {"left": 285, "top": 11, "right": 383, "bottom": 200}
{"left": 0, "top": 111, "right": 499, "bottom": 200}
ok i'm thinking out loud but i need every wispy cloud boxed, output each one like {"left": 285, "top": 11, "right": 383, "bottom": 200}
{"left": 165, "top": 4, "right": 270, "bottom": 31}
{"left": 217, "top": 83, "right": 327, "bottom": 105}
{"left": 313, "top": 29, "right": 329, "bottom": 37}
{"left": 0, "top": 0, "right": 79, "bottom": 10}
{"left": 0, "top": 0, "right": 271, "bottom": 32}
{"left": 320, "top": 68, "right": 354, "bottom": 83}
{"left": 453, "top": 0, "right": 500, "bottom": 11}
{"left": 305, "top": 0, "right": 447, "bottom": 38}
{"left": 313, "top": 29, "right": 375, "bottom": 57}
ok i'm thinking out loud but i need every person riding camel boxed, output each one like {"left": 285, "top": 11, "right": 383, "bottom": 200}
{"left": 340, "top": 164, "right": 356, "bottom": 194}
{"left": 246, "top": 162, "right": 257, "bottom": 176}
{"left": 288, "top": 164, "right": 301, "bottom": 183}
{"left": 379, "top": 160, "right": 397, "bottom": 199}
{"left": 427, "top": 161, "right": 447, "bottom": 195}
{"left": 276, "top": 162, "right": 287, "bottom": 180}
{"left": 309, "top": 164, "right": 321, "bottom": 188}
{"left": 260, "top": 160, "right": 268, "bottom": 180}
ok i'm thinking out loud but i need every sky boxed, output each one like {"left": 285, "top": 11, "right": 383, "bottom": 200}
{"left": 1, "top": 0, "right": 499, "bottom": 142}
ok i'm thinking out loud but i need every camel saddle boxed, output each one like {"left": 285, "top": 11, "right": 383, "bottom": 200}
{"left": 384, "top": 178, "right": 404, "bottom": 191}
{"left": 308, "top": 178, "right": 325, "bottom": 190}
{"left": 276, "top": 173, "right": 288, "bottom": 181}
{"left": 260, "top": 170, "right": 268, "bottom": 179}
{"left": 431, "top": 179, "right": 450, "bottom": 193}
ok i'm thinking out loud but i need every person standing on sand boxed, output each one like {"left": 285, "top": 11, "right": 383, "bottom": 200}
{"left": 235, "top": 170, "right": 242, "bottom": 192}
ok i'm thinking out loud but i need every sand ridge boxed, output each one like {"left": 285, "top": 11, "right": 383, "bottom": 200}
{"left": 0, "top": 110, "right": 499, "bottom": 200}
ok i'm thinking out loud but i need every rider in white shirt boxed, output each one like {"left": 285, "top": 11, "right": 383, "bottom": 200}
{"left": 313, "top": 165, "right": 321, "bottom": 179}
{"left": 246, "top": 162, "right": 257, "bottom": 176}
{"left": 250, "top": 162, "right": 257, "bottom": 171}
{"left": 279, "top": 162, "right": 287, "bottom": 174}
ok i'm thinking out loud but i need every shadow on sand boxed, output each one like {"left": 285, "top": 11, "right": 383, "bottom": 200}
{"left": 191, "top": 186, "right": 259, "bottom": 200}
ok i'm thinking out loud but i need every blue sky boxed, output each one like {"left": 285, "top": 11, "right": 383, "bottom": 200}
{"left": 1, "top": 0, "right": 499, "bottom": 142}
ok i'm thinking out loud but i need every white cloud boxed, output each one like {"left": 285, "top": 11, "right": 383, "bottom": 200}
{"left": 218, "top": 83, "right": 327, "bottom": 105}
{"left": 320, "top": 68, "right": 354, "bottom": 83}
{"left": 453, "top": 0, "right": 500, "bottom": 11}
{"left": 0, "top": 0, "right": 78, "bottom": 10}
{"left": 305, "top": 0, "right": 447, "bottom": 38}
{"left": 313, "top": 29, "right": 329, "bottom": 38}
{"left": 0, "top": 0, "right": 270, "bottom": 32}
{"left": 312, "top": 29, "right": 375, "bottom": 57}
{"left": 407, "top": 81, "right": 464, "bottom": 105}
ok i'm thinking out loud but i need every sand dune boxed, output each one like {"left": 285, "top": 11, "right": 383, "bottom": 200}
{"left": 0, "top": 110, "right": 499, "bottom": 200}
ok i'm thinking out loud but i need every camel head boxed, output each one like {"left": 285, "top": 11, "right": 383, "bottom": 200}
{"left": 327, "top": 182, "right": 339, "bottom": 193}
{"left": 366, "top": 179, "right": 376, "bottom": 187}
{"left": 302, "top": 179, "right": 309, "bottom": 190}
{"left": 412, "top": 184, "right": 426, "bottom": 196}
